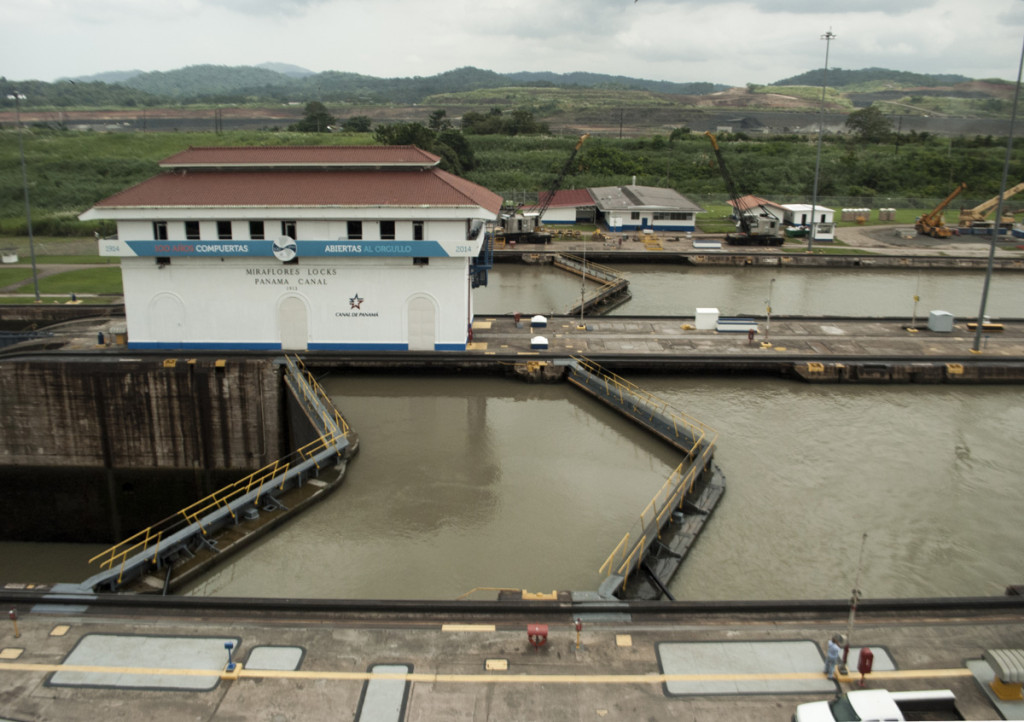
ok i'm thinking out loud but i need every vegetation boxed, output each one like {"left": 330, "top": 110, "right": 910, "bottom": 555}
{"left": 461, "top": 108, "right": 549, "bottom": 136}
{"left": 289, "top": 101, "right": 337, "bottom": 133}
{"left": 771, "top": 67, "right": 972, "bottom": 88}
{"left": 6, "top": 64, "right": 1008, "bottom": 115}
{"left": 845, "top": 106, "right": 894, "bottom": 143}
{"left": 2, "top": 126, "right": 1022, "bottom": 240}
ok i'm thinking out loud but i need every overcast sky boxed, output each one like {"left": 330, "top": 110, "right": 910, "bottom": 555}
{"left": 4, "top": 0, "right": 1024, "bottom": 87}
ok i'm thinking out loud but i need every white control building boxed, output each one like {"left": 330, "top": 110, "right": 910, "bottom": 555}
{"left": 81, "top": 146, "right": 503, "bottom": 351}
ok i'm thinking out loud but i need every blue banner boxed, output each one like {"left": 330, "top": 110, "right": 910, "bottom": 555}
{"left": 123, "top": 240, "right": 454, "bottom": 258}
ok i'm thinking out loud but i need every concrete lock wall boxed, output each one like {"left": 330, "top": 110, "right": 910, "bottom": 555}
{"left": 0, "top": 357, "right": 287, "bottom": 542}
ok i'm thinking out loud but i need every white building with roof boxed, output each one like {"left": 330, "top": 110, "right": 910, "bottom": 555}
{"left": 589, "top": 185, "right": 703, "bottom": 232}
{"left": 780, "top": 204, "right": 836, "bottom": 242}
{"left": 80, "top": 145, "right": 503, "bottom": 351}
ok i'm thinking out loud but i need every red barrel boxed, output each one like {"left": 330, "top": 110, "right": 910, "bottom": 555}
{"left": 857, "top": 647, "right": 874, "bottom": 686}
{"left": 527, "top": 623, "right": 548, "bottom": 649}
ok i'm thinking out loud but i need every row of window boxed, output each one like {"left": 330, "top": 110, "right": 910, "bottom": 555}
{"left": 155, "top": 256, "right": 431, "bottom": 267}
{"left": 152, "top": 220, "right": 427, "bottom": 242}
{"left": 625, "top": 212, "right": 694, "bottom": 221}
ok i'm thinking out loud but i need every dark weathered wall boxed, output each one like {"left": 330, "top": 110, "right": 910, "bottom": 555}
{"left": 0, "top": 357, "right": 287, "bottom": 542}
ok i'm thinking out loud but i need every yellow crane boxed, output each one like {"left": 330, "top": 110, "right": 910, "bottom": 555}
{"left": 958, "top": 181, "right": 1024, "bottom": 228}
{"left": 916, "top": 182, "right": 966, "bottom": 238}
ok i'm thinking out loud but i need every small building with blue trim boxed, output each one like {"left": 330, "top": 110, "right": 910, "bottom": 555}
{"left": 80, "top": 145, "right": 502, "bottom": 351}
{"left": 589, "top": 184, "right": 703, "bottom": 232}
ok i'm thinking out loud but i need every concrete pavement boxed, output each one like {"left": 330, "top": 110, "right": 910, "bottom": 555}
{"left": 1, "top": 593, "right": 1021, "bottom": 721}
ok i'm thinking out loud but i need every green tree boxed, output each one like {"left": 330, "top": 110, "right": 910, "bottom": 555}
{"left": 373, "top": 121, "right": 436, "bottom": 148}
{"left": 289, "top": 101, "right": 337, "bottom": 132}
{"left": 461, "top": 108, "right": 505, "bottom": 135}
{"left": 428, "top": 109, "right": 452, "bottom": 132}
{"left": 845, "top": 106, "right": 893, "bottom": 143}
{"left": 436, "top": 130, "right": 476, "bottom": 174}
{"left": 668, "top": 126, "right": 691, "bottom": 143}
{"left": 373, "top": 122, "right": 475, "bottom": 175}
{"left": 340, "top": 115, "right": 373, "bottom": 132}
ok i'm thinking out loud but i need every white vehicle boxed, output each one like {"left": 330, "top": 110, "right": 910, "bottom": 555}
{"left": 793, "top": 688, "right": 958, "bottom": 722}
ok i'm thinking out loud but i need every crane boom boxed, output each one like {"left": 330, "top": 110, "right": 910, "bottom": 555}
{"left": 916, "top": 182, "right": 965, "bottom": 238}
{"left": 703, "top": 131, "right": 782, "bottom": 245}
{"left": 959, "top": 181, "right": 1024, "bottom": 226}
{"left": 535, "top": 134, "right": 589, "bottom": 224}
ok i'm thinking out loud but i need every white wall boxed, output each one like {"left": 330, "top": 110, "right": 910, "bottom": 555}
{"left": 120, "top": 256, "right": 470, "bottom": 350}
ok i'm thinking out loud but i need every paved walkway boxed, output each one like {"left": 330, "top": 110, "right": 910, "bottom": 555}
{"left": 0, "top": 595, "right": 1020, "bottom": 721}
{"left": 470, "top": 314, "right": 1024, "bottom": 360}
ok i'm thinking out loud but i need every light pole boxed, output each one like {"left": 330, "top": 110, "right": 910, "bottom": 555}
{"left": 578, "top": 233, "right": 587, "bottom": 330}
{"left": 973, "top": 33, "right": 1024, "bottom": 353}
{"left": 765, "top": 277, "right": 775, "bottom": 341}
{"left": 808, "top": 30, "right": 836, "bottom": 253}
{"left": 7, "top": 92, "right": 40, "bottom": 302}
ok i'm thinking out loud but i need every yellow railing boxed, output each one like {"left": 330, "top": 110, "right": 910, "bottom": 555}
{"left": 88, "top": 357, "right": 354, "bottom": 587}
{"left": 579, "top": 356, "right": 718, "bottom": 592}
{"left": 556, "top": 254, "right": 624, "bottom": 282}
{"left": 286, "top": 356, "right": 351, "bottom": 438}
{"left": 597, "top": 460, "right": 705, "bottom": 589}
{"left": 571, "top": 355, "right": 718, "bottom": 457}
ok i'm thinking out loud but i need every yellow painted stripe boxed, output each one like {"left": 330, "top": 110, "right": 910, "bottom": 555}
{"left": 441, "top": 624, "right": 496, "bottom": 632}
{"left": 0, "top": 662, "right": 975, "bottom": 685}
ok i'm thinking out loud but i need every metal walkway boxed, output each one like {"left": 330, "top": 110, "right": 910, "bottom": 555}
{"left": 78, "top": 355, "right": 357, "bottom": 593}
{"left": 564, "top": 356, "right": 722, "bottom": 599}
{"left": 554, "top": 254, "right": 632, "bottom": 316}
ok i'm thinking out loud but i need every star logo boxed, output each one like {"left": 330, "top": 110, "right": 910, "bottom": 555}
{"left": 349, "top": 293, "right": 364, "bottom": 310}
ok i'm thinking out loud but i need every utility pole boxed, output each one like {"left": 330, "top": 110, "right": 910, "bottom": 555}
{"left": 808, "top": 29, "right": 836, "bottom": 253}
{"left": 6, "top": 92, "right": 40, "bottom": 302}
{"left": 840, "top": 532, "right": 868, "bottom": 675}
{"left": 973, "top": 33, "right": 1024, "bottom": 353}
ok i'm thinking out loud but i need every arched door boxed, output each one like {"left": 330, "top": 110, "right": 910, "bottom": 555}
{"left": 148, "top": 293, "right": 185, "bottom": 347}
{"left": 279, "top": 296, "right": 308, "bottom": 351}
{"left": 407, "top": 296, "right": 436, "bottom": 351}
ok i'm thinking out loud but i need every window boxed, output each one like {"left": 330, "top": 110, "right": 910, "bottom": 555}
{"left": 281, "top": 221, "right": 296, "bottom": 239}
{"left": 413, "top": 257, "right": 429, "bottom": 266}
{"left": 185, "top": 221, "right": 200, "bottom": 240}
{"left": 347, "top": 221, "right": 363, "bottom": 240}
{"left": 630, "top": 212, "right": 641, "bottom": 220}
{"left": 249, "top": 221, "right": 265, "bottom": 240}
{"left": 380, "top": 220, "right": 395, "bottom": 240}
{"left": 413, "top": 221, "right": 424, "bottom": 241}
{"left": 466, "top": 219, "right": 483, "bottom": 240}
{"left": 217, "top": 221, "right": 232, "bottom": 240}
{"left": 153, "top": 221, "right": 168, "bottom": 240}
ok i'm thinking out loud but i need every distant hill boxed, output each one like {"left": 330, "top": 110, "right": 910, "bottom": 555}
{"left": 10, "top": 64, "right": 727, "bottom": 106}
{"left": 504, "top": 71, "right": 725, "bottom": 96}
{"left": 255, "top": 62, "right": 315, "bottom": 78}
{"left": 65, "top": 69, "right": 144, "bottom": 84}
{"left": 3, "top": 63, "right": 1010, "bottom": 122}
{"left": 772, "top": 67, "right": 972, "bottom": 88}
{"left": 120, "top": 64, "right": 297, "bottom": 99}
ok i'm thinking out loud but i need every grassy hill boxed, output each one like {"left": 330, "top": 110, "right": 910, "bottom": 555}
{"left": 5, "top": 64, "right": 1014, "bottom": 118}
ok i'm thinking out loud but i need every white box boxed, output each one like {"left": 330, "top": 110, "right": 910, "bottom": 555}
{"left": 928, "top": 311, "right": 954, "bottom": 333}
{"left": 695, "top": 308, "right": 719, "bottom": 330}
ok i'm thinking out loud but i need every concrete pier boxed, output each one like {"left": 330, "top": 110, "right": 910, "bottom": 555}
{"left": 0, "top": 590, "right": 1021, "bottom": 721}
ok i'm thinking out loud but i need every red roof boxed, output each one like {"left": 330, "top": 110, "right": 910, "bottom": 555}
{"left": 535, "top": 188, "right": 595, "bottom": 209}
{"left": 91, "top": 167, "right": 503, "bottom": 213}
{"left": 728, "top": 194, "right": 784, "bottom": 212}
{"left": 160, "top": 145, "right": 441, "bottom": 168}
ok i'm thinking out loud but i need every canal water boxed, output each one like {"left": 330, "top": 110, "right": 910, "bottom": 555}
{"left": 476, "top": 263, "right": 1024, "bottom": 319}
{"left": 5, "top": 265, "right": 1023, "bottom": 601}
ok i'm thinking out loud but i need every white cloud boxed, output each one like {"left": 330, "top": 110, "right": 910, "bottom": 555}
{"left": 3, "top": 0, "right": 1023, "bottom": 86}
